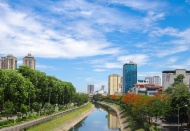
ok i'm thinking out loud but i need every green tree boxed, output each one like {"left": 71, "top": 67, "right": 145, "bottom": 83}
{"left": 43, "top": 102, "right": 54, "bottom": 115}
{"left": 93, "top": 94, "right": 103, "bottom": 101}
{"left": 3, "top": 101, "right": 14, "bottom": 120}
{"left": 20, "top": 104, "right": 28, "bottom": 118}
{"left": 172, "top": 74, "right": 185, "bottom": 86}
{"left": 32, "top": 102, "right": 42, "bottom": 115}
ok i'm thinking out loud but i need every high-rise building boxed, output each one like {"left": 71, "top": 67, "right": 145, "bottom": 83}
{"left": 0, "top": 54, "right": 17, "bottom": 70}
{"left": 162, "top": 69, "right": 190, "bottom": 89}
{"left": 145, "top": 76, "right": 161, "bottom": 86}
{"left": 108, "top": 74, "right": 121, "bottom": 95}
{"left": 101, "top": 85, "right": 105, "bottom": 91}
{"left": 123, "top": 61, "right": 137, "bottom": 94}
{"left": 23, "top": 53, "right": 36, "bottom": 69}
{"left": 153, "top": 76, "right": 161, "bottom": 86}
{"left": 87, "top": 85, "right": 94, "bottom": 94}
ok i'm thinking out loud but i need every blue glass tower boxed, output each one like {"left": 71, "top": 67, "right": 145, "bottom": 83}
{"left": 123, "top": 61, "right": 137, "bottom": 94}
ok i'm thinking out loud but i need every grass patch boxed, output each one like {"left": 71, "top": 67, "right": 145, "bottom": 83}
{"left": 27, "top": 103, "right": 93, "bottom": 131}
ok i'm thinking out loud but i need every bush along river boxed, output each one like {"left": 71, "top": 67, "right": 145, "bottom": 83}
{"left": 69, "top": 103, "right": 120, "bottom": 131}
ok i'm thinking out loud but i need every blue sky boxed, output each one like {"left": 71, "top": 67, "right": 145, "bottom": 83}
{"left": 0, "top": 0, "right": 190, "bottom": 92}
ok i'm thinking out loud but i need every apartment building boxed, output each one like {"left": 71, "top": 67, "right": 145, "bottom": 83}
{"left": 23, "top": 53, "right": 36, "bottom": 69}
{"left": 162, "top": 69, "right": 190, "bottom": 89}
{"left": 0, "top": 54, "right": 17, "bottom": 70}
{"left": 108, "top": 74, "right": 121, "bottom": 95}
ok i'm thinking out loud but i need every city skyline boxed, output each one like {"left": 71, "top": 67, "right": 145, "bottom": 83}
{"left": 0, "top": 0, "right": 190, "bottom": 92}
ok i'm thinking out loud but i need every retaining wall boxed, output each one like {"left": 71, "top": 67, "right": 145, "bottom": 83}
{"left": 98, "top": 101, "right": 131, "bottom": 131}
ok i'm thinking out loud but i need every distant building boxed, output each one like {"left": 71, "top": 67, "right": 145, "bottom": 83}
{"left": 120, "top": 77, "right": 123, "bottom": 94}
{"left": 145, "top": 76, "right": 161, "bottom": 86}
{"left": 101, "top": 85, "right": 105, "bottom": 91}
{"left": 87, "top": 85, "right": 94, "bottom": 94}
{"left": 0, "top": 54, "right": 17, "bottom": 70}
{"left": 23, "top": 53, "right": 36, "bottom": 69}
{"left": 137, "top": 80, "right": 149, "bottom": 84}
{"left": 133, "top": 83, "right": 162, "bottom": 96}
{"left": 108, "top": 74, "right": 121, "bottom": 95}
{"left": 123, "top": 61, "right": 137, "bottom": 94}
{"left": 95, "top": 88, "right": 105, "bottom": 94}
{"left": 162, "top": 69, "right": 190, "bottom": 89}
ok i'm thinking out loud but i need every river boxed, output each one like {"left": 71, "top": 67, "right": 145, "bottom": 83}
{"left": 68, "top": 103, "right": 120, "bottom": 131}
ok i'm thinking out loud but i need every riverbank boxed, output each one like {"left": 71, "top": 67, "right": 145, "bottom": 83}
{"left": 27, "top": 103, "right": 94, "bottom": 131}
{"left": 0, "top": 103, "right": 91, "bottom": 131}
{"left": 56, "top": 103, "right": 94, "bottom": 131}
{"left": 98, "top": 101, "right": 131, "bottom": 131}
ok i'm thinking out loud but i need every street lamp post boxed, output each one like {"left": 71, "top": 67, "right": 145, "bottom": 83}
{"left": 178, "top": 105, "right": 188, "bottom": 131}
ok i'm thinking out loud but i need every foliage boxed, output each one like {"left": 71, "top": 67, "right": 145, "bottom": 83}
{"left": 20, "top": 104, "right": 28, "bottom": 117}
{"left": 0, "top": 66, "right": 85, "bottom": 115}
{"left": 32, "top": 102, "right": 42, "bottom": 114}
{"left": 110, "top": 94, "right": 120, "bottom": 101}
{"left": 3, "top": 101, "right": 14, "bottom": 120}
{"left": 172, "top": 74, "right": 185, "bottom": 86}
{"left": 93, "top": 93, "right": 103, "bottom": 101}
{"left": 0, "top": 119, "right": 14, "bottom": 128}
{"left": 43, "top": 102, "right": 54, "bottom": 115}
{"left": 73, "top": 93, "right": 89, "bottom": 106}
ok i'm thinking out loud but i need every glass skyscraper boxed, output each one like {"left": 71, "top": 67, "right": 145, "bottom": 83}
{"left": 123, "top": 61, "right": 137, "bottom": 94}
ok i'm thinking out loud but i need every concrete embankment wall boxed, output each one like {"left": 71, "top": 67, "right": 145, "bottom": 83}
{"left": 98, "top": 101, "right": 131, "bottom": 131}
{"left": 0, "top": 103, "right": 89, "bottom": 131}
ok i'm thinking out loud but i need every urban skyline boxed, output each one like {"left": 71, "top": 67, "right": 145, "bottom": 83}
{"left": 0, "top": 0, "right": 190, "bottom": 92}
{"left": 0, "top": 53, "right": 36, "bottom": 70}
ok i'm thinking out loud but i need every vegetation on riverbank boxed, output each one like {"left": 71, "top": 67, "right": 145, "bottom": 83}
{"left": 27, "top": 103, "right": 93, "bottom": 131}
{"left": 0, "top": 66, "right": 89, "bottom": 128}
{"left": 93, "top": 74, "right": 190, "bottom": 131}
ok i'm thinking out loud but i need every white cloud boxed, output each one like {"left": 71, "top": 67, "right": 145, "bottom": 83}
{"left": 94, "top": 62, "right": 122, "bottom": 69}
{"left": 149, "top": 27, "right": 179, "bottom": 37}
{"left": 36, "top": 64, "right": 56, "bottom": 69}
{"left": 93, "top": 69, "right": 107, "bottom": 72}
{"left": 166, "top": 57, "right": 179, "bottom": 64}
{"left": 0, "top": 2, "right": 121, "bottom": 58}
{"left": 109, "top": 0, "right": 167, "bottom": 11}
{"left": 156, "top": 45, "right": 188, "bottom": 57}
{"left": 117, "top": 54, "right": 149, "bottom": 66}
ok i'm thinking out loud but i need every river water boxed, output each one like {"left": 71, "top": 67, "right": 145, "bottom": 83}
{"left": 69, "top": 104, "right": 120, "bottom": 131}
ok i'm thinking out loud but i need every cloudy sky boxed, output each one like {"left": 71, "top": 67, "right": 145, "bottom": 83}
{"left": 1, "top": 0, "right": 190, "bottom": 92}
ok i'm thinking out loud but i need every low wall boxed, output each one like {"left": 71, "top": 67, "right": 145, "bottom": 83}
{"left": 1, "top": 103, "right": 89, "bottom": 131}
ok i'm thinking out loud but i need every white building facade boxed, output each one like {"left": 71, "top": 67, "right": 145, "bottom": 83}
{"left": 145, "top": 76, "right": 161, "bottom": 86}
{"left": 162, "top": 69, "right": 190, "bottom": 89}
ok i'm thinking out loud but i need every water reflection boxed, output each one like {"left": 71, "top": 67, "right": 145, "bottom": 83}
{"left": 69, "top": 103, "right": 120, "bottom": 131}
{"left": 108, "top": 112, "right": 119, "bottom": 129}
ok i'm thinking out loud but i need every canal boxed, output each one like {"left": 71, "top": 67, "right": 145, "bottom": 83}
{"left": 69, "top": 103, "right": 120, "bottom": 131}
